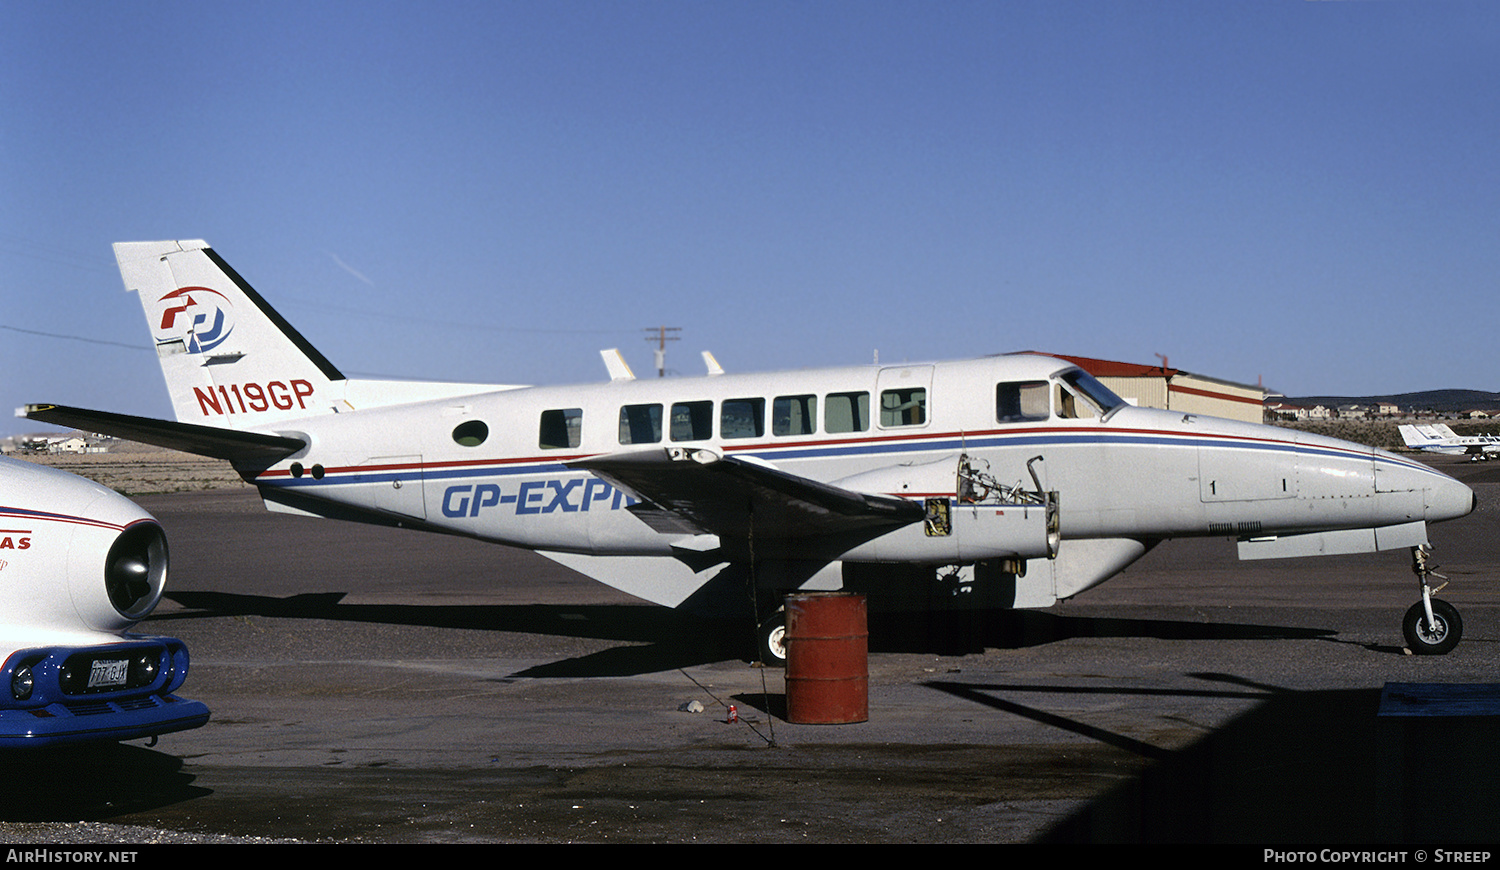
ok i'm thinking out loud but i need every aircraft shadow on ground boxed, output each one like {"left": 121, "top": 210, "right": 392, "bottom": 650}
{"left": 161, "top": 591, "right": 1332, "bottom": 678}
{"left": 918, "top": 676, "right": 1500, "bottom": 843}
{"left": 0, "top": 743, "right": 209, "bottom": 822}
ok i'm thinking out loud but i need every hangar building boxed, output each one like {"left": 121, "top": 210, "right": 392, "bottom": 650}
{"left": 1048, "top": 354, "right": 1267, "bottom": 424}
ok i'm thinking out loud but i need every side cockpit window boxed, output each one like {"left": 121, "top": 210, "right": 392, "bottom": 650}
{"left": 1055, "top": 381, "right": 1097, "bottom": 419}
{"left": 1061, "top": 369, "right": 1126, "bottom": 418}
{"left": 996, "top": 382, "right": 1049, "bottom": 423}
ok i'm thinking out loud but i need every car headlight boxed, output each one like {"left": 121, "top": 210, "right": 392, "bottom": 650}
{"left": 131, "top": 651, "right": 160, "bottom": 686}
{"left": 11, "top": 666, "right": 33, "bottom": 702}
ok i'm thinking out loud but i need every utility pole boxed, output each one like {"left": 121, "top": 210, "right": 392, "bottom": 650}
{"left": 645, "top": 326, "right": 681, "bottom": 378}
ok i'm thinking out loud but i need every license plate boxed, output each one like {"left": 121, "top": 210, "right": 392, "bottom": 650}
{"left": 87, "top": 658, "right": 129, "bottom": 688}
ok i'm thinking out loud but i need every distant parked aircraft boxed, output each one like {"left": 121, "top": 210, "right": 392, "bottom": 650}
{"left": 1399, "top": 423, "right": 1500, "bottom": 461}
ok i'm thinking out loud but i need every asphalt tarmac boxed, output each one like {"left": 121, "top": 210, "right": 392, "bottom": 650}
{"left": 2, "top": 455, "right": 1499, "bottom": 843}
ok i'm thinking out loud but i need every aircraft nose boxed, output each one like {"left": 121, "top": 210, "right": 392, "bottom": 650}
{"left": 1426, "top": 469, "right": 1477, "bottom": 523}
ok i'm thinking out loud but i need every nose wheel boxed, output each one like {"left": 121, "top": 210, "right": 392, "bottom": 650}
{"left": 1404, "top": 545, "right": 1463, "bottom": 655}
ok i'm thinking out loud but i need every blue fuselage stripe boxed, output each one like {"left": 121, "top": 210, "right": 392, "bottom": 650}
{"left": 258, "top": 427, "right": 1447, "bottom": 488}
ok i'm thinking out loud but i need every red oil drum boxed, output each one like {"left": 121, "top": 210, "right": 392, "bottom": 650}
{"left": 784, "top": 593, "right": 868, "bottom": 724}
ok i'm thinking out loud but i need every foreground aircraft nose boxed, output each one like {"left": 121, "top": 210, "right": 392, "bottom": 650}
{"left": 1288, "top": 427, "right": 1476, "bottom": 529}
{"left": 1426, "top": 467, "right": 1477, "bottom": 523}
{"left": 1372, "top": 445, "right": 1476, "bottom": 525}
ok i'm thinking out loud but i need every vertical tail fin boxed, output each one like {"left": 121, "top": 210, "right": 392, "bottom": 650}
{"left": 1398, "top": 424, "right": 1432, "bottom": 448}
{"left": 116, "top": 241, "right": 346, "bottom": 429}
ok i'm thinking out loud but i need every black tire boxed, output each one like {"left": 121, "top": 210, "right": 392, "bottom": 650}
{"left": 1403, "top": 599, "right": 1463, "bottom": 655}
{"left": 758, "top": 611, "right": 787, "bottom": 666}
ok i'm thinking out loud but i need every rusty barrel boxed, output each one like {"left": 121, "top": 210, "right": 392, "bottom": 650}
{"left": 784, "top": 592, "right": 868, "bottom": 724}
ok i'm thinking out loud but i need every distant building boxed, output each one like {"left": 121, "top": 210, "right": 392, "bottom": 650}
{"left": 1047, "top": 354, "right": 1267, "bottom": 424}
{"left": 1264, "top": 403, "right": 1332, "bottom": 422}
{"left": 47, "top": 436, "right": 89, "bottom": 454}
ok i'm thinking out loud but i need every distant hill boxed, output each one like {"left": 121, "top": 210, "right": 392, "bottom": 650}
{"left": 1282, "top": 389, "right": 1500, "bottom": 413}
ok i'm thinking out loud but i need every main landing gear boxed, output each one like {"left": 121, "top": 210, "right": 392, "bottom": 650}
{"left": 757, "top": 609, "right": 788, "bottom": 666}
{"left": 1403, "top": 544, "right": 1463, "bottom": 655}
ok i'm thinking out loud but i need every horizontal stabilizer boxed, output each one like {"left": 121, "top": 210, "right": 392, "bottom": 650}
{"left": 20, "top": 404, "right": 304, "bottom": 464}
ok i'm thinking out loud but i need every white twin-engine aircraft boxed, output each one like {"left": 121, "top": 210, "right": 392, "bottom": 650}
{"left": 1400, "top": 423, "right": 1500, "bottom": 462}
{"left": 24, "top": 241, "right": 1478, "bottom": 660}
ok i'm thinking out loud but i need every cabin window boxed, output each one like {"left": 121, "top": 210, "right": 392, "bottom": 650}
{"left": 670, "top": 401, "right": 714, "bottom": 442}
{"left": 452, "top": 420, "right": 489, "bottom": 447}
{"left": 619, "top": 403, "right": 663, "bottom": 444}
{"left": 721, "top": 398, "right": 765, "bottom": 439}
{"left": 773, "top": 394, "right": 817, "bottom": 436}
{"left": 539, "top": 408, "right": 582, "bottom": 449}
{"left": 824, "top": 391, "right": 869, "bottom": 433}
{"left": 996, "top": 381, "right": 1049, "bottom": 423}
{"left": 879, "top": 387, "right": 927, "bottom": 427}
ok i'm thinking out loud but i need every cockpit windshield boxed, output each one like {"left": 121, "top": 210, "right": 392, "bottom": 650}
{"left": 1058, "top": 369, "right": 1126, "bottom": 419}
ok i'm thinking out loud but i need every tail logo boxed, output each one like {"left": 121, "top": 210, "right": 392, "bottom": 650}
{"left": 155, "top": 287, "right": 235, "bottom": 354}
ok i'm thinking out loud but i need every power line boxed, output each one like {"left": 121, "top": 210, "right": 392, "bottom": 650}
{"left": 642, "top": 327, "right": 684, "bottom": 376}
{"left": 0, "top": 324, "right": 146, "bottom": 351}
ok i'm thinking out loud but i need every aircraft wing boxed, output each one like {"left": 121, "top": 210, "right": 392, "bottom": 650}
{"left": 569, "top": 448, "right": 924, "bottom": 545}
{"left": 20, "top": 404, "right": 305, "bottom": 465}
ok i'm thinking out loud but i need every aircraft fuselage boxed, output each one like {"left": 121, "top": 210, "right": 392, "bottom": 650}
{"left": 245, "top": 353, "right": 1473, "bottom": 606}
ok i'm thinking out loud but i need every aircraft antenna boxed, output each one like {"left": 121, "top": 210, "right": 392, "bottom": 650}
{"left": 645, "top": 326, "right": 681, "bottom": 377}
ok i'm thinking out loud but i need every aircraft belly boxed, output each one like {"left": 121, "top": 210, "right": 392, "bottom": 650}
{"left": 535, "top": 552, "right": 710, "bottom": 608}
{"left": 1047, "top": 537, "right": 1153, "bottom": 600}
{"left": 585, "top": 509, "right": 677, "bottom": 555}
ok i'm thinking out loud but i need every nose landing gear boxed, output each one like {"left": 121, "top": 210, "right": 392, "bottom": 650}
{"left": 1403, "top": 544, "right": 1463, "bottom": 655}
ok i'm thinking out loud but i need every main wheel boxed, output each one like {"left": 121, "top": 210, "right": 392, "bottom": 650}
{"left": 1403, "top": 598, "right": 1463, "bottom": 655}
{"left": 758, "top": 611, "right": 787, "bottom": 666}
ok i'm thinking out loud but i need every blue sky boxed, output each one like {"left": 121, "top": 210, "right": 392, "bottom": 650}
{"left": 4, "top": 1, "right": 1498, "bottom": 438}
